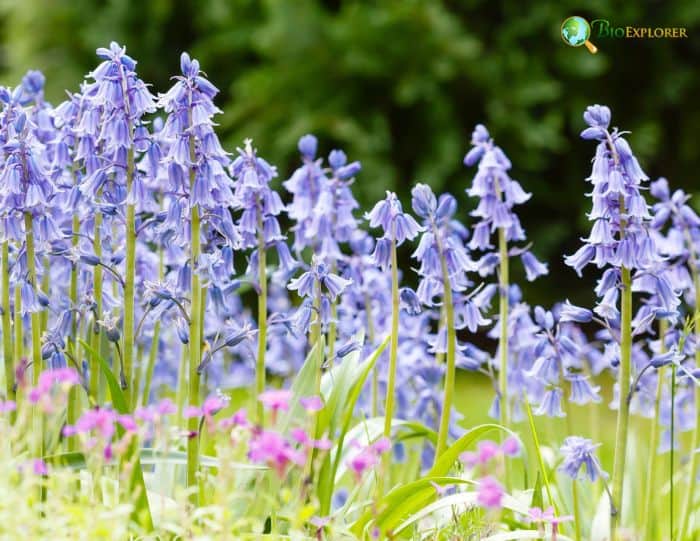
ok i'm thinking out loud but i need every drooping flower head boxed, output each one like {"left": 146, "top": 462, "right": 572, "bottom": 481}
{"left": 367, "top": 191, "right": 421, "bottom": 269}
{"left": 559, "top": 436, "right": 606, "bottom": 482}
{"left": 464, "top": 124, "right": 547, "bottom": 281}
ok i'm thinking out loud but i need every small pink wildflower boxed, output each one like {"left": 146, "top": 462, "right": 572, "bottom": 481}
{"left": 33, "top": 459, "right": 49, "bottom": 476}
{"left": 501, "top": 436, "right": 521, "bottom": 457}
{"left": 459, "top": 451, "right": 479, "bottom": 469}
{"left": 28, "top": 367, "right": 81, "bottom": 412}
{"left": 218, "top": 407, "right": 250, "bottom": 430}
{"left": 476, "top": 476, "right": 504, "bottom": 509}
{"left": 248, "top": 429, "right": 305, "bottom": 476}
{"left": 347, "top": 437, "right": 391, "bottom": 481}
{"left": 477, "top": 440, "right": 500, "bottom": 464}
{"left": 528, "top": 506, "right": 573, "bottom": 533}
{"left": 300, "top": 395, "right": 324, "bottom": 413}
{"left": 0, "top": 400, "right": 16, "bottom": 413}
{"left": 259, "top": 389, "right": 292, "bottom": 413}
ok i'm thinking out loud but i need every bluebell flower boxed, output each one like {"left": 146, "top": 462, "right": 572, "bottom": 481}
{"left": 559, "top": 436, "right": 606, "bottom": 482}
{"left": 367, "top": 191, "right": 422, "bottom": 247}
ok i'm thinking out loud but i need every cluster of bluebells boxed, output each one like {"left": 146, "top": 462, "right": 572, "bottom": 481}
{"left": 464, "top": 124, "right": 548, "bottom": 282}
{"left": 565, "top": 105, "right": 679, "bottom": 320}
{"left": 2, "top": 42, "right": 700, "bottom": 539}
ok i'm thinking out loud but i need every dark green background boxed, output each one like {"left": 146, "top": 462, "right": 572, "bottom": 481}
{"left": 2, "top": 0, "right": 698, "bottom": 305}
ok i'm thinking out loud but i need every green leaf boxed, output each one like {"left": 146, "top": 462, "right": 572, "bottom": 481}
{"left": 317, "top": 336, "right": 389, "bottom": 515}
{"left": 332, "top": 417, "right": 437, "bottom": 483}
{"left": 79, "top": 339, "right": 153, "bottom": 531}
{"left": 394, "top": 490, "right": 531, "bottom": 536}
{"left": 278, "top": 338, "right": 324, "bottom": 433}
{"left": 351, "top": 423, "right": 511, "bottom": 537}
{"left": 429, "top": 423, "right": 510, "bottom": 476}
{"left": 530, "top": 471, "right": 543, "bottom": 510}
{"left": 481, "top": 531, "right": 573, "bottom": 541}
{"left": 351, "top": 476, "right": 470, "bottom": 537}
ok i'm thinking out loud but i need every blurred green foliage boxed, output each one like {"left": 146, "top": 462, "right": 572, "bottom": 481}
{"left": 1, "top": 0, "right": 699, "bottom": 303}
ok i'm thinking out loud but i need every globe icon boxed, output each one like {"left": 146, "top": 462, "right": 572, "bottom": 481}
{"left": 561, "top": 16, "right": 590, "bottom": 47}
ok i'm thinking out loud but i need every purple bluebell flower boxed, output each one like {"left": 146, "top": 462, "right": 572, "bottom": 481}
{"left": 367, "top": 191, "right": 422, "bottom": 247}
{"left": 559, "top": 436, "right": 606, "bottom": 482}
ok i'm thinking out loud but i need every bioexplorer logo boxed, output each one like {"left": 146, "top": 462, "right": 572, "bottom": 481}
{"left": 561, "top": 16, "right": 688, "bottom": 54}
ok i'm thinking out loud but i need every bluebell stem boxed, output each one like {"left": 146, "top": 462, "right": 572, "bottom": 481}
{"left": 0, "top": 98, "right": 59, "bottom": 456}
{"left": 82, "top": 42, "right": 156, "bottom": 409}
{"left": 367, "top": 191, "right": 420, "bottom": 450}
{"left": 159, "top": 51, "right": 234, "bottom": 493}
{"left": 566, "top": 104, "right": 676, "bottom": 536}
{"left": 647, "top": 176, "right": 700, "bottom": 539}
{"left": 230, "top": 137, "right": 287, "bottom": 422}
{"left": 465, "top": 123, "right": 547, "bottom": 432}
{"left": 465, "top": 124, "right": 547, "bottom": 493}
{"left": 410, "top": 183, "right": 486, "bottom": 459}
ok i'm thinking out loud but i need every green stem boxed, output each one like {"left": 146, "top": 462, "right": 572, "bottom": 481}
{"left": 379, "top": 237, "right": 400, "bottom": 493}
{"left": 671, "top": 361, "right": 676, "bottom": 541}
{"left": 40, "top": 258, "right": 49, "bottom": 333}
{"left": 140, "top": 251, "right": 163, "bottom": 408}
{"left": 572, "top": 481, "right": 582, "bottom": 541}
{"left": 524, "top": 394, "right": 556, "bottom": 510}
{"left": 176, "top": 346, "right": 188, "bottom": 427}
{"left": 2, "top": 241, "right": 13, "bottom": 405}
{"left": 643, "top": 319, "right": 667, "bottom": 540}
{"left": 91, "top": 211, "right": 103, "bottom": 397}
{"left": 327, "top": 300, "right": 338, "bottom": 363}
{"left": 123, "top": 148, "right": 136, "bottom": 408}
{"left": 382, "top": 237, "right": 399, "bottom": 439}
{"left": 435, "top": 247, "right": 456, "bottom": 459}
{"left": 497, "top": 224, "right": 513, "bottom": 492}
{"left": 498, "top": 226, "right": 509, "bottom": 429}
{"left": 24, "top": 212, "right": 43, "bottom": 457}
{"left": 67, "top": 213, "right": 80, "bottom": 451}
{"left": 255, "top": 211, "right": 267, "bottom": 425}
{"left": 13, "top": 286, "right": 21, "bottom": 387}
{"left": 611, "top": 265, "right": 632, "bottom": 538}
{"left": 678, "top": 280, "right": 700, "bottom": 541}
{"left": 564, "top": 388, "right": 581, "bottom": 540}
{"left": 364, "top": 292, "right": 378, "bottom": 418}
{"left": 187, "top": 174, "right": 203, "bottom": 496}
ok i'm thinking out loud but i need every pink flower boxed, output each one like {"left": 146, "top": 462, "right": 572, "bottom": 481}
{"left": 218, "top": 408, "right": 250, "bottom": 430}
{"left": 501, "top": 436, "right": 521, "bottom": 457}
{"left": 313, "top": 436, "right": 332, "bottom": 450}
{"left": 203, "top": 395, "right": 228, "bottom": 416}
{"left": 459, "top": 451, "right": 479, "bottom": 469}
{"left": 184, "top": 405, "right": 202, "bottom": 418}
{"left": 348, "top": 449, "right": 379, "bottom": 480}
{"left": 528, "top": 506, "right": 573, "bottom": 526}
{"left": 371, "top": 436, "right": 391, "bottom": 454}
{"left": 476, "top": 476, "right": 504, "bottom": 509}
{"left": 64, "top": 407, "right": 119, "bottom": 442}
{"left": 347, "top": 437, "right": 391, "bottom": 481}
{"left": 135, "top": 399, "right": 177, "bottom": 423}
{"left": 477, "top": 440, "right": 500, "bottom": 464}
{"left": 33, "top": 459, "right": 49, "bottom": 476}
{"left": 300, "top": 395, "right": 324, "bottom": 413}
{"left": 184, "top": 394, "right": 229, "bottom": 420}
{"left": 310, "top": 516, "right": 330, "bottom": 530}
{"left": 28, "top": 368, "right": 81, "bottom": 412}
{"left": 0, "top": 400, "right": 16, "bottom": 413}
{"left": 248, "top": 430, "right": 305, "bottom": 476}
{"left": 117, "top": 414, "right": 138, "bottom": 432}
{"left": 290, "top": 427, "right": 310, "bottom": 446}
{"left": 259, "top": 389, "right": 292, "bottom": 413}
